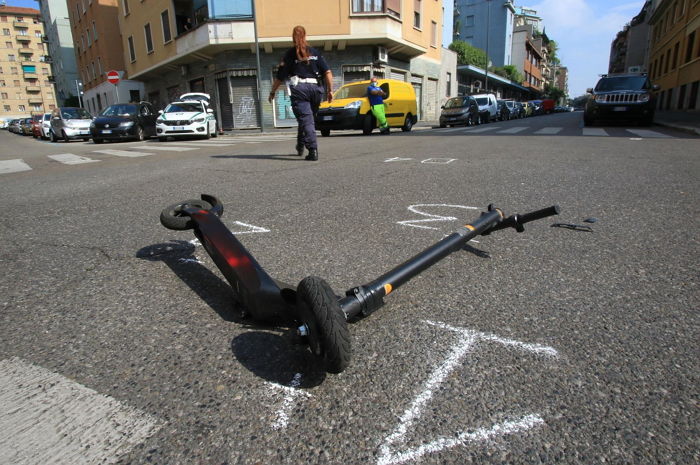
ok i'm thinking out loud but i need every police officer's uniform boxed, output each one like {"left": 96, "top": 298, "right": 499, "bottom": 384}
{"left": 275, "top": 47, "right": 330, "bottom": 159}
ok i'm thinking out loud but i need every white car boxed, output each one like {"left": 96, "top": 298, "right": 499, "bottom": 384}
{"left": 156, "top": 93, "right": 217, "bottom": 141}
{"left": 39, "top": 112, "right": 52, "bottom": 139}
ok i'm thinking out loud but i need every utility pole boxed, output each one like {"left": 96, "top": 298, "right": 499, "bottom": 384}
{"left": 485, "top": 0, "right": 491, "bottom": 93}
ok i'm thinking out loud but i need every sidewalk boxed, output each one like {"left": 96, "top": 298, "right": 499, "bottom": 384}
{"left": 654, "top": 110, "right": 700, "bottom": 136}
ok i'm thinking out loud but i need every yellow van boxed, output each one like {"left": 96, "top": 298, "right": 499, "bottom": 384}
{"left": 316, "top": 79, "right": 418, "bottom": 136}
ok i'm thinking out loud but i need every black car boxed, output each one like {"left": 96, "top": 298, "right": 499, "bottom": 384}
{"left": 583, "top": 73, "right": 658, "bottom": 126}
{"left": 439, "top": 96, "right": 480, "bottom": 127}
{"left": 90, "top": 102, "right": 157, "bottom": 143}
{"left": 513, "top": 101, "right": 526, "bottom": 118}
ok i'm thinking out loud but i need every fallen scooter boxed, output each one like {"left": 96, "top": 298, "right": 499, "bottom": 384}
{"left": 160, "top": 195, "right": 559, "bottom": 374}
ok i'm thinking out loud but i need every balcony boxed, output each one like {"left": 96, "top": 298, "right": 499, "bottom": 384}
{"left": 28, "top": 97, "right": 44, "bottom": 104}
{"left": 15, "top": 35, "right": 32, "bottom": 42}
{"left": 13, "top": 20, "right": 28, "bottom": 28}
{"left": 40, "top": 55, "right": 53, "bottom": 63}
{"left": 26, "top": 85, "right": 42, "bottom": 93}
{"left": 19, "top": 47, "right": 34, "bottom": 55}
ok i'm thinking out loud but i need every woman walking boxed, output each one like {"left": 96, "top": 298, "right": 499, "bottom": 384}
{"left": 268, "top": 26, "right": 333, "bottom": 161}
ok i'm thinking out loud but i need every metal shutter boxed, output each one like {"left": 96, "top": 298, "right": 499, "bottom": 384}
{"left": 343, "top": 71, "right": 370, "bottom": 84}
{"left": 230, "top": 76, "right": 259, "bottom": 129}
{"left": 390, "top": 70, "right": 406, "bottom": 81}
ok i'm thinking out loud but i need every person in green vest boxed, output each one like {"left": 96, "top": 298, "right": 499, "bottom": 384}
{"left": 367, "top": 77, "right": 389, "bottom": 134}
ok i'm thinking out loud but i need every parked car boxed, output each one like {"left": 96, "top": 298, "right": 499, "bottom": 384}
{"left": 90, "top": 102, "right": 157, "bottom": 143}
{"left": 30, "top": 114, "right": 44, "bottom": 138}
{"left": 8, "top": 119, "right": 22, "bottom": 134}
{"left": 316, "top": 78, "right": 417, "bottom": 136}
{"left": 583, "top": 73, "right": 658, "bottom": 126}
{"left": 38, "top": 112, "right": 52, "bottom": 139}
{"left": 472, "top": 93, "right": 498, "bottom": 123}
{"left": 521, "top": 101, "right": 534, "bottom": 117}
{"left": 513, "top": 101, "right": 526, "bottom": 118}
{"left": 20, "top": 117, "right": 34, "bottom": 136}
{"left": 156, "top": 93, "right": 217, "bottom": 141}
{"left": 49, "top": 107, "right": 93, "bottom": 142}
{"left": 439, "top": 95, "right": 479, "bottom": 127}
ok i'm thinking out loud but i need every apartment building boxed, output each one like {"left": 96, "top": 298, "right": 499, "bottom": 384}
{"left": 511, "top": 24, "right": 544, "bottom": 93}
{"left": 116, "top": 0, "right": 454, "bottom": 129}
{"left": 65, "top": 0, "right": 141, "bottom": 116}
{"left": 609, "top": 1, "right": 652, "bottom": 74}
{"left": 647, "top": 0, "right": 700, "bottom": 110}
{"left": 453, "top": 0, "right": 516, "bottom": 68}
{"left": 0, "top": 5, "right": 56, "bottom": 120}
{"left": 36, "top": 0, "right": 79, "bottom": 105}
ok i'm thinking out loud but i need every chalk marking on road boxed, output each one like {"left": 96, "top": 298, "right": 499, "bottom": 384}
{"left": 230, "top": 221, "right": 270, "bottom": 234}
{"left": 421, "top": 158, "right": 457, "bottom": 164}
{"left": 497, "top": 126, "right": 528, "bottom": 134}
{"left": 376, "top": 321, "right": 557, "bottom": 465}
{"left": 0, "top": 159, "right": 32, "bottom": 174}
{"left": 0, "top": 357, "right": 161, "bottom": 465}
{"left": 131, "top": 145, "right": 195, "bottom": 152}
{"left": 625, "top": 129, "right": 671, "bottom": 139}
{"left": 93, "top": 149, "right": 153, "bottom": 157}
{"left": 397, "top": 204, "right": 479, "bottom": 230}
{"left": 266, "top": 373, "right": 312, "bottom": 430}
{"left": 582, "top": 128, "right": 608, "bottom": 137}
{"left": 48, "top": 153, "right": 101, "bottom": 165}
{"left": 385, "top": 157, "right": 414, "bottom": 162}
{"left": 534, "top": 127, "right": 563, "bottom": 135}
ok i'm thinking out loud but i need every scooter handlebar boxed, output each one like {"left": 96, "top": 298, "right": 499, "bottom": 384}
{"left": 485, "top": 204, "right": 560, "bottom": 234}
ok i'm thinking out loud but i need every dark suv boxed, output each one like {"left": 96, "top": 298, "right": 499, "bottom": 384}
{"left": 90, "top": 102, "right": 157, "bottom": 143}
{"left": 583, "top": 73, "right": 658, "bottom": 126}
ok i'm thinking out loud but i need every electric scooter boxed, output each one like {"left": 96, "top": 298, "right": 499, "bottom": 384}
{"left": 160, "top": 195, "right": 559, "bottom": 374}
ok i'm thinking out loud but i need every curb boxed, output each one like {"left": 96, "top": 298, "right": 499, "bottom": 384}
{"left": 654, "top": 120, "right": 700, "bottom": 136}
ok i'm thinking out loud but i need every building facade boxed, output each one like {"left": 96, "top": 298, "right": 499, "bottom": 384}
{"left": 36, "top": 0, "right": 79, "bottom": 105}
{"left": 609, "top": 1, "right": 652, "bottom": 74}
{"left": 453, "top": 0, "right": 516, "bottom": 67}
{"left": 647, "top": 0, "right": 700, "bottom": 110}
{"left": 0, "top": 5, "right": 56, "bottom": 121}
{"left": 66, "top": 0, "right": 142, "bottom": 116}
{"left": 511, "top": 23, "right": 543, "bottom": 93}
{"left": 109, "top": 0, "right": 453, "bottom": 130}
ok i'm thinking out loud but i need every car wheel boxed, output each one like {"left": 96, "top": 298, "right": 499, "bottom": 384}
{"left": 158, "top": 137, "right": 167, "bottom": 142}
{"left": 362, "top": 113, "right": 375, "bottom": 135}
{"left": 135, "top": 126, "right": 145, "bottom": 141}
{"left": 320, "top": 129, "right": 330, "bottom": 137}
{"left": 62, "top": 131, "right": 70, "bottom": 142}
{"left": 401, "top": 114, "right": 414, "bottom": 132}
{"left": 211, "top": 123, "right": 218, "bottom": 137}
{"left": 50, "top": 130, "right": 58, "bottom": 143}
{"left": 93, "top": 138, "right": 103, "bottom": 144}
{"left": 583, "top": 116, "right": 593, "bottom": 127}
{"left": 439, "top": 123, "right": 446, "bottom": 128}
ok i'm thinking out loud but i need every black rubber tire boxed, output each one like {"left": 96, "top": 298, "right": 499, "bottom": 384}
{"left": 93, "top": 138, "right": 103, "bottom": 144}
{"left": 159, "top": 198, "right": 213, "bottom": 230}
{"left": 362, "top": 113, "right": 375, "bottom": 135}
{"left": 402, "top": 114, "right": 413, "bottom": 132}
{"left": 158, "top": 137, "right": 167, "bottom": 142}
{"left": 62, "top": 131, "right": 69, "bottom": 142}
{"left": 50, "top": 131, "right": 57, "bottom": 142}
{"left": 297, "top": 276, "right": 351, "bottom": 374}
{"left": 320, "top": 129, "right": 330, "bottom": 137}
{"left": 135, "top": 126, "right": 145, "bottom": 141}
{"left": 439, "top": 123, "right": 446, "bottom": 128}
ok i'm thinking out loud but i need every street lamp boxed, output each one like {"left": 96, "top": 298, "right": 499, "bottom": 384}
{"left": 75, "top": 80, "right": 84, "bottom": 108}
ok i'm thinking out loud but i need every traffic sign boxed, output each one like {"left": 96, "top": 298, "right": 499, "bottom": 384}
{"left": 106, "top": 70, "right": 120, "bottom": 85}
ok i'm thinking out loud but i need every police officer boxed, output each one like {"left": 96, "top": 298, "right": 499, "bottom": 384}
{"left": 268, "top": 25, "right": 333, "bottom": 161}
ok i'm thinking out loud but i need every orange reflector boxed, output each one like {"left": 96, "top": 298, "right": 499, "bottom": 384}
{"left": 384, "top": 283, "right": 393, "bottom": 295}
{"left": 465, "top": 224, "right": 475, "bottom": 231}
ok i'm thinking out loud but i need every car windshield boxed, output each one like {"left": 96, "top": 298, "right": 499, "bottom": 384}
{"left": 334, "top": 84, "right": 369, "bottom": 99}
{"left": 444, "top": 97, "right": 468, "bottom": 109}
{"left": 100, "top": 104, "right": 138, "bottom": 117}
{"left": 62, "top": 108, "right": 92, "bottom": 119}
{"left": 164, "top": 102, "right": 203, "bottom": 113}
{"left": 595, "top": 76, "right": 649, "bottom": 91}
{"left": 505, "top": 101, "right": 514, "bottom": 108}
{"left": 475, "top": 97, "right": 488, "bottom": 105}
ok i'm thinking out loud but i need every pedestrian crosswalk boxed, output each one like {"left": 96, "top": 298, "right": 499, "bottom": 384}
{"left": 432, "top": 125, "right": 675, "bottom": 139}
{"left": 0, "top": 136, "right": 296, "bottom": 175}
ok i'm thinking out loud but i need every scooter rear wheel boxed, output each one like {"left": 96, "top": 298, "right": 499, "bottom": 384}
{"left": 297, "top": 276, "right": 351, "bottom": 374}
{"left": 160, "top": 199, "right": 213, "bottom": 231}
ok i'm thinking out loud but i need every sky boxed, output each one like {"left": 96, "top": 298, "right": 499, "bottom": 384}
{"left": 5, "top": 0, "right": 647, "bottom": 98}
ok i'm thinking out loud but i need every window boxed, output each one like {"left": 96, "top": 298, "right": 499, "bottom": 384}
{"left": 465, "top": 15, "right": 474, "bottom": 27}
{"left": 161, "top": 10, "right": 171, "bottom": 43}
{"left": 86, "top": 28, "right": 91, "bottom": 46}
{"left": 90, "top": 61, "right": 95, "bottom": 80}
{"left": 97, "top": 56, "right": 102, "bottom": 76}
{"left": 414, "top": 0, "right": 422, "bottom": 28}
{"left": 352, "top": 0, "right": 383, "bottom": 13}
{"left": 431, "top": 20, "right": 437, "bottom": 47}
{"left": 2, "top": 28, "right": 9, "bottom": 35}
{"left": 1, "top": 92, "right": 7, "bottom": 99}
{"left": 672, "top": 42, "right": 680, "bottom": 69}
{"left": 123, "top": 0, "right": 130, "bottom": 16}
{"left": 32, "top": 103, "right": 42, "bottom": 111}
{"left": 18, "top": 105, "right": 25, "bottom": 111}
{"left": 75, "top": 4, "right": 80, "bottom": 21}
{"left": 92, "top": 21, "right": 98, "bottom": 41}
{"left": 144, "top": 23, "right": 153, "bottom": 53}
{"left": 685, "top": 31, "right": 696, "bottom": 62}
{"left": 445, "top": 72, "right": 451, "bottom": 97}
{"left": 8, "top": 54, "right": 15, "bottom": 61}
{"left": 3, "top": 105, "right": 10, "bottom": 112}
{"left": 5, "top": 41, "right": 11, "bottom": 48}
{"left": 127, "top": 35, "right": 135, "bottom": 62}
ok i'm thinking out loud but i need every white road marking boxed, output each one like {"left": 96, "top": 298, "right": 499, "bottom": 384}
{"left": 93, "top": 149, "right": 153, "bottom": 158}
{"left": 397, "top": 204, "right": 479, "bottom": 230}
{"left": 463, "top": 126, "right": 498, "bottom": 133}
{"left": 131, "top": 145, "right": 195, "bottom": 152}
{"left": 582, "top": 128, "right": 608, "bottom": 136}
{"left": 421, "top": 158, "right": 456, "bottom": 164}
{"left": 153, "top": 141, "right": 234, "bottom": 147}
{"left": 48, "top": 153, "right": 101, "bottom": 165}
{"left": 498, "top": 126, "right": 528, "bottom": 134}
{"left": 534, "top": 127, "right": 563, "bottom": 135}
{"left": 376, "top": 322, "right": 557, "bottom": 465}
{"left": 0, "top": 159, "right": 32, "bottom": 174}
{"left": 625, "top": 129, "right": 671, "bottom": 138}
{"left": 229, "top": 221, "right": 270, "bottom": 234}
{"left": 434, "top": 126, "right": 471, "bottom": 133}
{"left": 385, "top": 157, "right": 414, "bottom": 162}
{"left": 266, "top": 373, "right": 312, "bottom": 430}
{"left": 0, "top": 357, "right": 161, "bottom": 465}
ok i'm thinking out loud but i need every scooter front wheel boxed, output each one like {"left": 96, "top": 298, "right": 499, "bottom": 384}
{"left": 297, "top": 276, "right": 351, "bottom": 373}
{"left": 160, "top": 199, "right": 213, "bottom": 230}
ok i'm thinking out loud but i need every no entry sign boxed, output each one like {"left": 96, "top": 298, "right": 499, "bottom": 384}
{"left": 106, "top": 70, "right": 120, "bottom": 85}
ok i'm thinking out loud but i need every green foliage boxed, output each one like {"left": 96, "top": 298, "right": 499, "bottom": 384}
{"left": 491, "top": 65, "right": 524, "bottom": 84}
{"left": 449, "top": 40, "right": 487, "bottom": 68}
{"left": 544, "top": 83, "right": 566, "bottom": 102}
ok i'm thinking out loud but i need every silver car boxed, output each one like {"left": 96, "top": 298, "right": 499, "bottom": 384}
{"left": 49, "top": 107, "right": 93, "bottom": 142}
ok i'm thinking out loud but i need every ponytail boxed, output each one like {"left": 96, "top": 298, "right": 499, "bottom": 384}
{"left": 292, "top": 25, "right": 310, "bottom": 62}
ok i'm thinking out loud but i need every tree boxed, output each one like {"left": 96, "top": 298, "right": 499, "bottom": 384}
{"left": 544, "top": 83, "right": 566, "bottom": 103}
{"left": 491, "top": 65, "right": 524, "bottom": 84}
{"left": 449, "top": 40, "right": 487, "bottom": 68}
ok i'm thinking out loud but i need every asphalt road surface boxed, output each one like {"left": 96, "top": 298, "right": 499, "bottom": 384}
{"left": 1, "top": 111, "right": 698, "bottom": 465}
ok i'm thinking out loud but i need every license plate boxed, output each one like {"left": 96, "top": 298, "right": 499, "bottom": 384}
{"left": 173, "top": 126, "right": 185, "bottom": 131}
{"left": 322, "top": 116, "right": 333, "bottom": 121}
{"left": 80, "top": 130, "right": 90, "bottom": 135}
{"left": 613, "top": 106, "right": 627, "bottom": 112}
{"left": 102, "top": 129, "right": 112, "bottom": 134}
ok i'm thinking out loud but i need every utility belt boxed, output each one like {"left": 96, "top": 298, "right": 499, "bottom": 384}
{"left": 289, "top": 76, "right": 318, "bottom": 86}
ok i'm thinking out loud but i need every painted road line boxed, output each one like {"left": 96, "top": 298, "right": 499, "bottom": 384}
{"left": 153, "top": 141, "right": 234, "bottom": 147}
{"left": 626, "top": 129, "right": 671, "bottom": 138}
{"left": 582, "top": 128, "right": 609, "bottom": 137}
{"left": 48, "top": 153, "right": 101, "bottom": 165}
{"left": 0, "top": 357, "right": 161, "bottom": 465}
{"left": 93, "top": 149, "right": 153, "bottom": 158}
{"left": 131, "top": 145, "right": 195, "bottom": 152}
{"left": 462, "top": 126, "right": 498, "bottom": 133}
{"left": 497, "top": 126, "right": 528, "bottom": 134}
{"left": 0, "top": 159, "right": 32, "bottom": 174}
{"left": 534, "top": 127, "right": 563, "bottom": 135}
